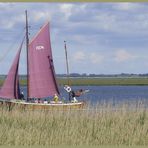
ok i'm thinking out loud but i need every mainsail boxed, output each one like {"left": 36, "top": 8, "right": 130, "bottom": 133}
{"left": 0, "top": 41, "right": 23, "bottom": 99}
{"left": 28, "top": 22, "right": 59, "bottom": 98}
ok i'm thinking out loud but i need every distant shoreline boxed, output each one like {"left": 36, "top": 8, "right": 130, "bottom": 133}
{"left": 1, "top": 77, "right": 148, "bottom": 86}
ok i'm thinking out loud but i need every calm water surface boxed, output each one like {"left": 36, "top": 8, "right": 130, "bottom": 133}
{"left": 21, "top": 85, "right": 148, "bottom": 105}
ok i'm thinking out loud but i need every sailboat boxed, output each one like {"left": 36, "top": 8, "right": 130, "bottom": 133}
{"left": 0, "top": 11, "right": 85, "bottom": 110}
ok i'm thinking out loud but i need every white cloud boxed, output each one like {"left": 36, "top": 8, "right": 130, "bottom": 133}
{"left": 1, "top": 20, "right": 15, "bottom": 29}
{"left": 114, "top": 49, "right": 136, "bottom": 62}
{"left": 73, "top": 51, "right": 105, "bottom": 64}
{"left": 32, "top": 11, "right": 51, "bottom": 22}
{"left": 0, "top": 3, "right": 13, "bottom": 10}
{"left": 114, "top": 3, "right": 141, "bottom": 11}
{"left": 90, "top": 53, "right": 104, "bottom": 64}
{"left": 95, "top": 13, "right": 117, "bottom": 32}
{"left": 0, "top": 3, "right": 7, "bottom": 8}
{"left": 0, "top": 14, "right": 25, "bottom": 29}
{"left": 72, "top": 51, "right": 104, "bottom": 65}
{"left": 60, "top": 4, "right": 73, "bottom": 19}
{"left": 90, "top": 4, "right": 148, "bottom": 35}
{"left": 73, "top": 51, "right": 86, "bottom": 61}
{"left": 14, "top": 14, "right": 25, "bottom": 22}
{"left": 1, "top": 3, "right": 148, "bottom": 74}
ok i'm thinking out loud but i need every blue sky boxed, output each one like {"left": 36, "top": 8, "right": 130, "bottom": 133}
{"left": 0, "top": 2, "right": 148, "bottom": 74}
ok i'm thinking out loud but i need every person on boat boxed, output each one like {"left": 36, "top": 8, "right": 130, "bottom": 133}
{"left": 20, "top": 91, "right": 24, "bottom": 100}
{"left": 53, "top": 94, "right": 59, "bottom": 103}
{"left": 35, "top": 99, "right": 38, "bottom": 103}
{"left": 44, "top": 99, "right": 48, "bottom": 104}
{"left": 70, "top": 91, "right": 78, "bottom": 103}
{"left": 70, "top": 89, "right": 86, "bottom": 103}
{"left": 75, "top": 89, "right": 84, "bottom": 97}
{"left": 64, "top": 85, "right": 85, "bottom": 102}
{"left": 38, "top": 98, "right": 43, "bottom": 103}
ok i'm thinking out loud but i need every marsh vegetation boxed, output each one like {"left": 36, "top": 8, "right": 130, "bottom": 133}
{"left": 1, "top": 77, "right": 148, "bottom": 86}
{"left": 0, "top": 102, "right": 147, "bottom": 146}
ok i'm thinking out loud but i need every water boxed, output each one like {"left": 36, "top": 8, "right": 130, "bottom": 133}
{"left": 21, "top": 85, "right": 148, "bottom": 105}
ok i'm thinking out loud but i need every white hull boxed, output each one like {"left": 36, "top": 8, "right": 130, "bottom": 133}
{"left": 0, "top": 99, "right": 86, "bottom": 110}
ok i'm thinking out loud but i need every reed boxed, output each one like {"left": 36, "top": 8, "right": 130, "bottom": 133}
{"left": 0, "top": 102, "right": 148, "bottom": 146}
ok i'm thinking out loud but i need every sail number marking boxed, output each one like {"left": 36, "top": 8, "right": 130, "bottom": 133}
{"left": 36, "top": 46, "right": 44, "bottom": 50}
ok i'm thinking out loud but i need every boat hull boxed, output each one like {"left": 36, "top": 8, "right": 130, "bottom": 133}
{"left": 0, "top": 100, "right": 86, "bottom": 111}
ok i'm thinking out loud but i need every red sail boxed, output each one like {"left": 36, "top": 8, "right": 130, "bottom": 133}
{"left": 28, "top": 22, "right": 59, "bottom": 98}
{"left": 0, "top": 43, "right": 23, "bottom": 99}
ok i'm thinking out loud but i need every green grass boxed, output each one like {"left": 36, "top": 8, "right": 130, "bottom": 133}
{"left": 58, "top": 77, "right": 148, "bottom": 86}
{"left": 1, "top": 77, "right": 148, "bottom": 86}
{"left": 25, "top": 77, "right": 148, "bottom": 86}
{"left": 0, "top": 102, "right": 148, "bottom": 146}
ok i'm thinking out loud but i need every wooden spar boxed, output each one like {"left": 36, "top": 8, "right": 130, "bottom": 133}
{"left": 64, "top": 41, "right": 72, "bottom": 101}
{"left": 25, "top": 10, "right": 29, "bottom": 101}
{"left": 64, "top": 41, "right": 70, "bottom": 86}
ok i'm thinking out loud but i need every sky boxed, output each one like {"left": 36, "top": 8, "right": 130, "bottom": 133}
{"left": 0, "top": 2, "right": 148, "bottom": 75}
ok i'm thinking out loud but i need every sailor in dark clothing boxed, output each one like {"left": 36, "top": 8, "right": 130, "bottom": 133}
{"left": 70, "top": 90, "right": 78, "bottom": 103}
{"left": 20, "top": 91, "right": 24, "bottom": 100}
{"left": 64, "top": 85, "right": 86, "bottom": 102}
{"left": 70, "top": 91, "right": 75, "bottom": 98}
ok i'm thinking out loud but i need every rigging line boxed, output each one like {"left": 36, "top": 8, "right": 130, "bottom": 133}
{"left": 0, "top": 28, "right": 25, "bottom": 63}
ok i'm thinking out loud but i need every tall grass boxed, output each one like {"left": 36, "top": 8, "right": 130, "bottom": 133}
{"left": 0, "top": 102, "right": 148, "bottom": 146}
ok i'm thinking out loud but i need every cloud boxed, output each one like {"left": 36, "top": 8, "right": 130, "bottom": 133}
{"left": 114, "top": 49, "right": 136, "bottom": 62}
{"left": 31, "top": 11, "right": 51, "bottom": 22}
{"left": 1, "top": 2, "right": 148, "bottom": 74}
{"left": 0, "top": 13, "right": 25, "bottom": 30}
{"left": 73, "top": 51, "right": 86, "bottom": 61}
{"left": 0, "top": 3, "right": 13, "bottom": 10}
{"left": 72, "top": 51, "right": 104, "bottom": 65}
{"left": 1, "top": 20, "right": 15, "bottom": 29}
{"left": 60, "top": 3, "right": 73, "bottom": 19}
{"left": 90, "top": 53, "right": 104, "bottom": 64}
{"left": 114, "top": 3, "right": 143, "bottom": 11}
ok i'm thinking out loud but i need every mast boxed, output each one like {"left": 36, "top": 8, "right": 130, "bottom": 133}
{"left": 64, "top": 41, "right": 70, "bottom": 86}
{"left": 25, "top": 10, "right": 29, "bottom": 101}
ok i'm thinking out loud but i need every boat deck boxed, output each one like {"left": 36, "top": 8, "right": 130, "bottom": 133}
{"left": 0, "top": 99, "right": 86, "bottom": 110}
